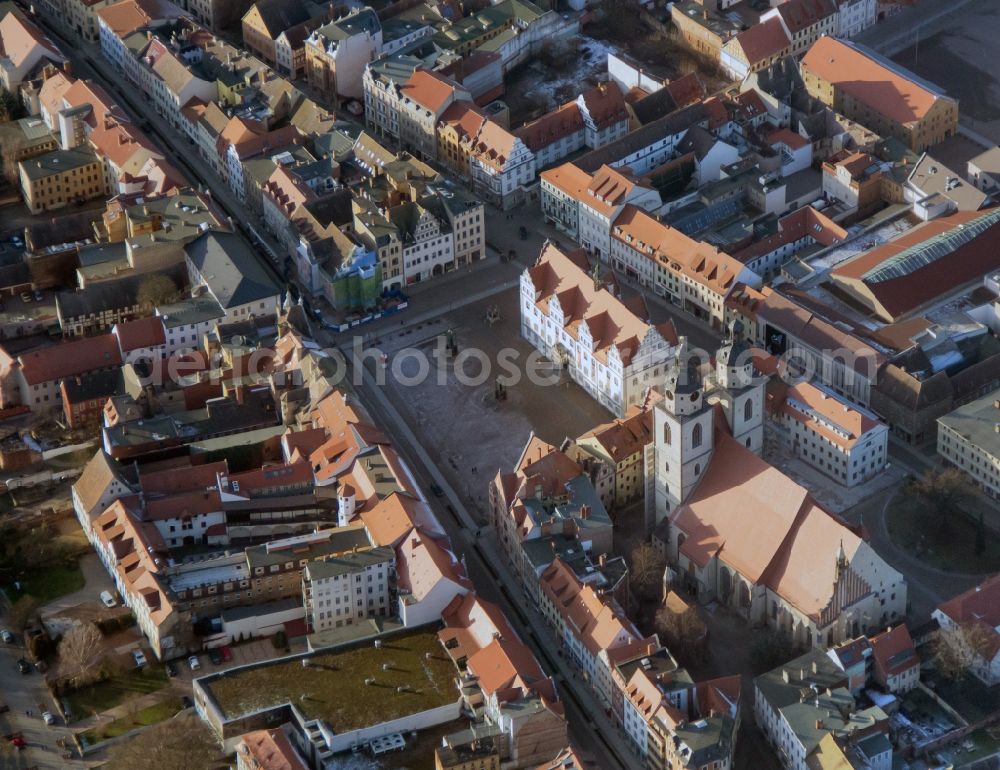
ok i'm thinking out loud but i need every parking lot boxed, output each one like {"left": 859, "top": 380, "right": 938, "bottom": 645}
{"left": 892, "top": 0, "right": 1000, "bottom": 144}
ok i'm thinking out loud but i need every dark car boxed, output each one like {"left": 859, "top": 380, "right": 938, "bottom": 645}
{"left": 181, "top": 696, "right": 193, "bottom": 709}
{"left": 518, "top": 226, "right": 528, "bottom": 240}
{"left": 165, "top": 662, "right": 177, "bottom": 678}
{"left": 208, "top": 648, "right": 223, "bottom": 665}
{"left": 17, "top": 659, "right": 32, "bottom": 674}
{"left": 429, "top": 483, "right": 445, "bottom": 497}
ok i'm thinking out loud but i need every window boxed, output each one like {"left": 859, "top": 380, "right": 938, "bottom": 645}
{"left": 744, "top": 399, "right": 753, "bottom": 421}
{"left": 663, "top": 423, "right": 671, "bottom": 445}
{"left": 692, "top": 423, "right": 702, "bottom": 449}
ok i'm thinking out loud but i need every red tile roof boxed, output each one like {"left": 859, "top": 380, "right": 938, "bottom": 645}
{"left": 732, "top": 17, "right": 789, "bottom": 65}
{"left": 772, "top": 0, "right": 836, "bottom": 34}
{"left": 764, "top": 125, "right": 810, "bottom": 151}
{"left": 936, "top": 574, "right": 1000, "bottom": 661}
{"left": 831, "top": 208, "right": 1000, "bottom": 319}
{"left": 663, "top": 73, "right": 706, "bottom": 109}
{"left": 516, "top": 102, "right": 584, "bottom": 152}
{"left": 578, "top": 81, "right": 629, "bottom": 130}
{"left": 732, "top": 206, "right": 846, "bottom": 264}
{"left": 18, "top": 334, "right": 123, "bottom": 386}
{"left": 114, "top": 316, "right": 166, "bottom": 351}
{"left": 869, "top": 624, "right": 919, "bottom": 679}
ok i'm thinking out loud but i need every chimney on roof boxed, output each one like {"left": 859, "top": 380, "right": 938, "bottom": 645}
{"left": 815, "top": 719, "right": 822, "bottom": 729}
{"left": 580, "top": 504, "right": 590, "bottom": 520}
{"left": 598, "top": 553, "right": 607, "bottom": 567}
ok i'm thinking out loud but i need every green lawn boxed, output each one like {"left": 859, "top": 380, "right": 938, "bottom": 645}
{"left": 205, "top": 630, "right": 457, "bottom": 732}
{"left": 64, "top": 666, "right": 169, "bottom": 721}
{"left": 16, "top": 563, "right": 84, "bottom": 603}
{"left": 886, "top": 498, "right": 1000, "bottom": 574}
{"left": 79, "top": 697, "right": 182, "bottom": 745}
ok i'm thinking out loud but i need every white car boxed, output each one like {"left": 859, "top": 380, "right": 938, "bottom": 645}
{"left": 0, "top": 629, "right": 12, "bottom": 644}
{"left": 100, "top": 591, "right": 117, "bottom": 608}
{"left": 132, "top": 650, "right": 147, "bottom": 668}
{"left": 41, "top": 711, "right": 55, "bottom": 725}
{"left": 188, "top": 655, "right": 201, "bottom": 671}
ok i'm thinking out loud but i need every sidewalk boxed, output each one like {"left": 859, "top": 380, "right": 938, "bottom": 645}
{"left": 69, "top": 689, "right": 171, "bottom": 734}
{"left": 338, "top": 337, "right": 639, "bottom": 770}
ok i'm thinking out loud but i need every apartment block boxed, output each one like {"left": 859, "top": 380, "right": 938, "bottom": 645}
{"left": 302, "top": 547, "right": 396, "bottom": 633}
{"left": 18, "top": 146, "right": 106, "bottom": 214}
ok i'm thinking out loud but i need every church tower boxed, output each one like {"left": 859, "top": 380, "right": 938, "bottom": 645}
{"left": 709, "top": 320, "right": 765, "bottom": 455}
{"left": 652, "top": 340, "right": 715, "bottom": 528}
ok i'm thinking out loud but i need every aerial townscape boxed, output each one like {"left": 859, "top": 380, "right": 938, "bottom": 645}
{"left": 3, "top": 0, "right": 1000, "bottom": 765}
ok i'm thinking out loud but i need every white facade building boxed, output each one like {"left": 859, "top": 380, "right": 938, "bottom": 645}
{"left": 520, "top": 243, "right": 677, "bottom": 417}
{"left": 775, "top": 381, "right": 889, "bottom": 487}
{"left": 302, "top": 547, "right": 395, "bottom": 632}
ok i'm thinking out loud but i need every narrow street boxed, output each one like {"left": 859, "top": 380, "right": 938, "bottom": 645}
{"left": 326, "top": 330, "right": 634, "bottom": 770}
{"left": 29, "top": 17, "right": 286, "bottom": 289}
{"left": 0, "top": 636, "right": 86, "bottom": 770}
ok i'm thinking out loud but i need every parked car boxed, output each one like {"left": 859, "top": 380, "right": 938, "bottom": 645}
{"left": 6, "top": 733, "right": 25, "bottom": 749}
{"left": 165, "top": 661, "right": 177, "bottom": 678}
{"left": 41, "top": 711, "right": 55, "bottom": 726}
{"left": 181, "top": 696, "right": 193, "bottom": 709}
{"left": 19, "top": 292, "right": 31, "bottom": 303}
{"left": 16, "top": 658, "right": 31, "bottom": 674}
{"left": 0, "top": 629, "right": 12, "bottom": 644}
{"left": 220, "top": 646, "right": 231, "bottom": 662}
{"left": 131, "top": 650, "right": 147, "bottom": 668}
{"left": 208, "top": 648, "right": 222, "bottom": 665}
{"left": 188, "top": 655, "right": 201, "bottom": 671}
{"left": 429, "top": 483, "right": 445, "bottom": 497}
{"left": 32, "top": 290, "right": 42, "bottom": 302}
{"left": 100, "top": 591, "right": 117, "bottom": 608}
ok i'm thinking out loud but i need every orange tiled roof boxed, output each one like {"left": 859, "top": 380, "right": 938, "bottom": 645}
{"left": 802, "top": 37, "right": 953, "bottom": 127}
{"left": 239, "top": 728, "right": 309, "bottom": 770}
{"left": 612, "top": 204, "right": 746, "bottom": 295}
{"left": 0, "top": 12, "right": 64, "bottom": 68}
{"left": 527, "top": 242, "right": 668, "bottom": 367}
{"left": 400, "top": 68, "right": 462, "bottom": 113}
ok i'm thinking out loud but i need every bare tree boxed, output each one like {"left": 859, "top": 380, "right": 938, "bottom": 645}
{"left": 120, "top": 692, "right": 143, "bottom": 726}
{"left": 654, "top": 602, "right": 707, "bottom": 663}
{"left": 932, "top": 622, "right": 996, "bottom": 681}
{"left": 1, "top": 137, "right": 28, "bottom": 187}
{"left": 58, "top": 623, "right": 104, "bottom": 689}
{"left": 909, "top": 467, "right": 972, "bottom": 533}
{"left": 104, "top": 713, "right": 220, "bottom": 770}
{"left": 8, "top": 595, "right": 39, "bottom": 633}
{"left": 630, "top": 542, "right": 666, "bottom": 601}
{"left": 136, "top": 274, "right": 179, "bottom": 309}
